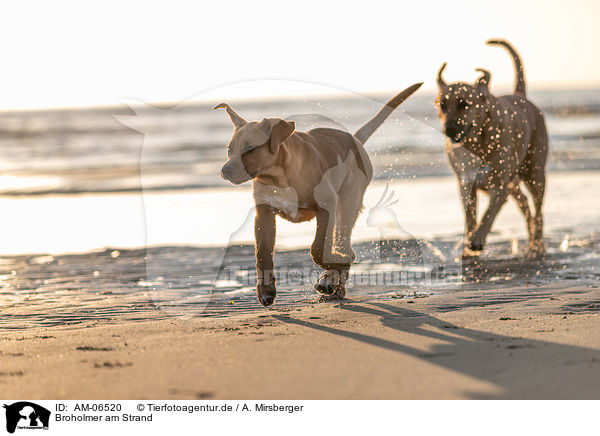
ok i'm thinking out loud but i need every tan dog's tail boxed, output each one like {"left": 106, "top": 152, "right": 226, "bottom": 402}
{"left": 486, "top": 39, "right": 526, "bottom": 97}
{"left": 353, "top": 82, "right": 422, "bottom": 145}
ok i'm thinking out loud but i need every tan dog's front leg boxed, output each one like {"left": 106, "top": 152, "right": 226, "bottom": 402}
{"left": 255, "top": 204, "right": 277, "bottom": 306}
{"left": 467, "top": 181, "right": 511, "bottom": 252}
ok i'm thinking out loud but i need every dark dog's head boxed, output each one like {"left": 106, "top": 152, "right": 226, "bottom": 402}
{"left": 436, "top": 63, "right": 492, "bottom": 144}
{"left": 215, "top": 103, "right": 295, "bottom": 185}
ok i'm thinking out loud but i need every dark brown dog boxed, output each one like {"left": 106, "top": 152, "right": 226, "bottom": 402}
{"left": 436, "top": 39, "right": 548, "bottom": 257}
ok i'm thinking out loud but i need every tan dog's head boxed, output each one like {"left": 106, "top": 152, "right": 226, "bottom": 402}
{"left": 436, "top": 63, "right": 493, "bottom": 144}
{"left": 215, "top": 103, "right": 295, "bottom": 185}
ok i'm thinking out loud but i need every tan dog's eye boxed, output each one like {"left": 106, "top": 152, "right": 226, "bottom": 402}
{"left": 243, "top": 139, "right": 269, "bottom": 156}
{"left": 242, "top": 144, "right": 262, "bottom": 156}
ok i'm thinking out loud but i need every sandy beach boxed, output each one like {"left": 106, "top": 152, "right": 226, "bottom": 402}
{"left": 0, "top": 223, "right": 598, "bottom": 399}
{"left": 2, "top": 276, "right": 599, "bottom": 400}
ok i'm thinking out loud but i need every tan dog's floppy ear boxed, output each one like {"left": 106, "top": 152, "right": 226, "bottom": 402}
{"left": 214, "top": 103, "right": 247, "bottom": 129}
{"left": 258, "top": 117, "right": 271, "bottom": 133}
{"left": 269, "top": 120, "right": 295, "bottom": 154}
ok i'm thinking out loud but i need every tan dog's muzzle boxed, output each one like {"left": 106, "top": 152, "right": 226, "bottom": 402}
{"left": 221, "top": 158, "right": 251, "bottom": 185}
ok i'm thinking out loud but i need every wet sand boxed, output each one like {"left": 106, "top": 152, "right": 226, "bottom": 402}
{"left": 0, "top": 232, "right": 598, "bottom": 399}
{"left": 1, "top": 278, "right": 599, "bottom": 399}
{"left": 0, "top": 232, "right": 597, "bottom": 328}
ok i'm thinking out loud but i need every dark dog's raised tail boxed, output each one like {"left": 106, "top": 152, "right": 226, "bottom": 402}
{"left": 486, "top": 39, "right": 526, "bottom": 97}
{"left": 353, "top": 82, "right": 422, "bottom": 145}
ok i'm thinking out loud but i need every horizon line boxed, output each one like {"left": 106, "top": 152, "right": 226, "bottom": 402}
{"left": 1, "top": 82, "right": 599, "bottom": 114}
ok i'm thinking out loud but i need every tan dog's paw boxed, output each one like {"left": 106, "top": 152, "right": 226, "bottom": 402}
{"left": 316, "top": 284, "right": 346, "bottom": 302}
{"left": 257, "top": 281, "right": 277, "bottom": 307}
{"left": 313, "top": 270, "right": 340, "bottom": 295}
{"left": 332, "top": 284, "right": 346, "bottom": 299}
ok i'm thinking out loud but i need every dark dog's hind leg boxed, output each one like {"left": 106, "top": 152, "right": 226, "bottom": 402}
{"left": 510, "top": 182, "right": 535, "bottom": 248}
{"left": 524, "top": 175, "right": 545, "bottom": 258}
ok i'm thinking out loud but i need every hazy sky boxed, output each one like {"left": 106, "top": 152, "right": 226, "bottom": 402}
{"left": 1, "top": 0, "right": 599, "bottom": 109}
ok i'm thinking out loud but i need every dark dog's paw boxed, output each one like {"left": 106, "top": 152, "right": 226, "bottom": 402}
{"left": 313, "top": 271, "right": 339, "bottom": 295}
{"left": 465, "top": 241, "right": 484, "bottom": 254}
{"left": 257, "top": 281, "right": 276, "bottom": 307}
{"left": 526, "top": 244, "right": 545, "bottom": 261}
{"left": 469, "top": 243, "right": 484, "bottom": 252}
{"left": 462, "top": 246, "right": 482, "bottom": 259}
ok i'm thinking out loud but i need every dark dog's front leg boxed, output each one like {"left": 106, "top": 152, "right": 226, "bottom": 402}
{"left": 255, "top": 204, "right": 277, "bottom": 306}
{"left": 468, "top": 181, "right": 510, "bottom": 251}
{"left": 459, "top": 184, "right": 478, "bottom": 237}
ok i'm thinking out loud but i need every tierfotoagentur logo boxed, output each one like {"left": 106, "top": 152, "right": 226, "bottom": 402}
{"left": 3, "top": 402, "right": 50, "bottom": 434}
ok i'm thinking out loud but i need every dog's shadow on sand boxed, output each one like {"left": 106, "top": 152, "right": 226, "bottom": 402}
{"left": 460, "top": 255, "right": 546, "bottom": 283}
{"left": 274, "top": 301, "right": 600, "bottom": 399}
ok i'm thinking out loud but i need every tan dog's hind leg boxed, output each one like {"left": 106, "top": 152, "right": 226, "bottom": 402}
{"left": 311, "top": 206, "right": 353, "bottom": 297}
{"left": 255, "top": 204, "right": 277, "bottom": 306}
{"left": 315, "top": 172, "right": 367, "bottom": 298}
{"left": 334, "top": 182, "right": 366, "bottom": 262}
{"left": 331, "top": 191, "right": 365, "bottom": 297}
{"left": 311, "top": 206, "right": 353, "bottom": 266}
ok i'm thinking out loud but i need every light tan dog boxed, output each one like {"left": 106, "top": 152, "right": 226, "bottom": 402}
{"left": 216, "top": 83, "right": 422, "bottom": 306}
{"left": 436, "top": 39, "right": 548, "bottom": 257}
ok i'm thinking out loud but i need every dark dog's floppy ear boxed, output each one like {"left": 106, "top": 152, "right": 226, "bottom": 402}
{"left": 437, "top": 63, "right": 448, "bottom": 88}
{"left": 269, "top": 119, "right": 295, "bottom": 154}
{"left": 475, "top": 68, "right": 491, "bottom": 91}
{"left": 214, "top": 103, "right": 247, "bottom": 129}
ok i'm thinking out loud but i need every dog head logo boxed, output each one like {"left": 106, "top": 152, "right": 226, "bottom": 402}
{"left": 3, "top": 402, "right": 50, "bottom": 434}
